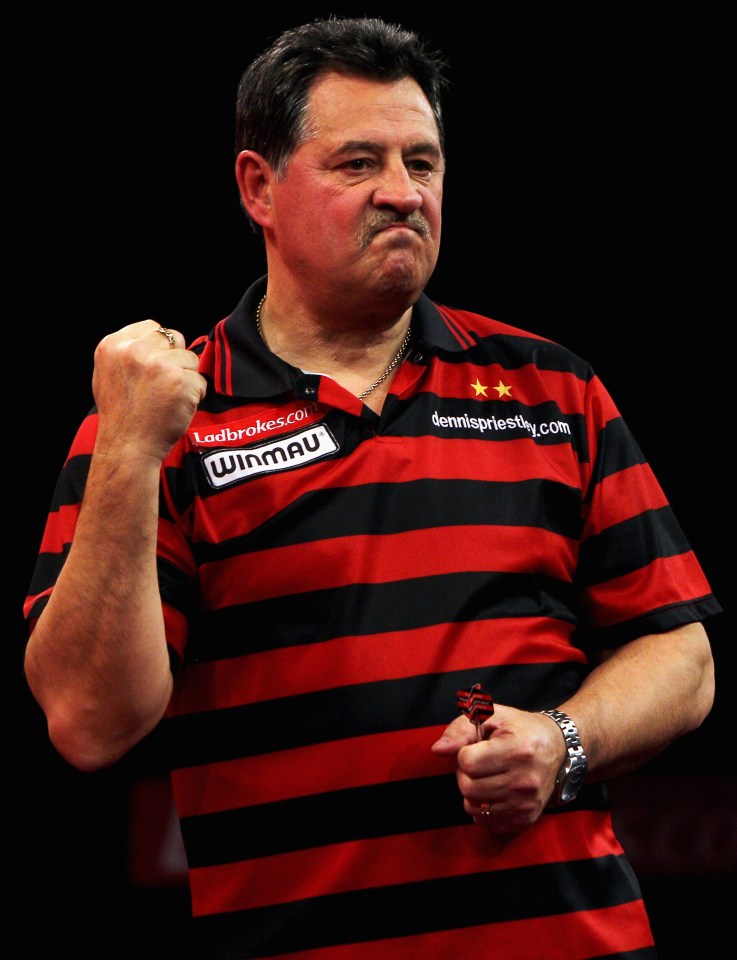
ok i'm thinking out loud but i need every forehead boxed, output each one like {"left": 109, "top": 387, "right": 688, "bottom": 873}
{"left": 303, "top": 72, "right": 441, "bottom": 147}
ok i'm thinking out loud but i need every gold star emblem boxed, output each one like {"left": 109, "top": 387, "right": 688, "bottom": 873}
{"left": 493, "top": 381, "right": 512, "bottom": 398}
{"left": 471, "top": 378, "right": 488, "bottom": 396}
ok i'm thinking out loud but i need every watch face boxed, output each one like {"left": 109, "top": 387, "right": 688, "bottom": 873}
{"left": 560, "top": 782, "right": 579, "bottom": 803}
{"left": 560, "top": 763, "right": 587, "bottom": 802}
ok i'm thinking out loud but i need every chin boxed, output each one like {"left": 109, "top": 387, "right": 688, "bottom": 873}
{"left": 372, "top": 275, "right": 424, "bottom": 307}
{"left": 374, "top": 255, "right": 434, "bottom": 299}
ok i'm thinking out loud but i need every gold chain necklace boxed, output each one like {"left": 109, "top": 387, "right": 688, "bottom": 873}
{"left": 255, "top": 294, "right": 411, "bottom": 400}
{"left": 356, "top": 326, "right": 412, "bottom": 399}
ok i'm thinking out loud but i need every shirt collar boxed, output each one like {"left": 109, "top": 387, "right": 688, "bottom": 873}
{"left": 199, "top": 276, "right": 467, "bottom": 398}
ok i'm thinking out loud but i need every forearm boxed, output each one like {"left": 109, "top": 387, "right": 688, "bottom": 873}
{"left": 557, "top": 622, "right": 715, "bottom": 781}
{"left": 24, "top": 446, "right": 174, "bottom": 772}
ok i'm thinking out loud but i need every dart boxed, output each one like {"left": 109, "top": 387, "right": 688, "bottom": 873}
{"left": 456, "top": 682, "right": 494, "bottom": 740}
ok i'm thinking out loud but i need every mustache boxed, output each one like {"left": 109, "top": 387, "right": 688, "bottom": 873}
{"left": 358, "top": 211, "right": 431, "bottom": 247}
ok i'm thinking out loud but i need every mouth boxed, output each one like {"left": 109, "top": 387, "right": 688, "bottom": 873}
{"left": 379, "top": 222, "right": 419, "bottom": 234}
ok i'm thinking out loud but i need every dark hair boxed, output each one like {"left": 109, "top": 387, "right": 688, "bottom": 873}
{"left": 235, "top": 16, "right": 448, "bottom": 230}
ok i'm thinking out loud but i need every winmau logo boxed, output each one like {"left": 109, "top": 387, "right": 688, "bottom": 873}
{"left": 202, "top": 423, "right": 339, "bottom": 489}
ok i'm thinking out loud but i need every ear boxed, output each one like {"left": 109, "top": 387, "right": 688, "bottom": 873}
{"left": 235, "top": 150, "right": 274, "bottom": 229}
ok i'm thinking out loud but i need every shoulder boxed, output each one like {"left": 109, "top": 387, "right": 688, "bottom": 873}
{"left": 432, "top": 302, "right": 595, "bottom": 382}
{"left": 435, "top": 303, "right": 548, "bottom": 340}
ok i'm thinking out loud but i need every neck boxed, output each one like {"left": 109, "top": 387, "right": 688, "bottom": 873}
{"left": 255, "top": 296, "right": 413, "bottom": 402}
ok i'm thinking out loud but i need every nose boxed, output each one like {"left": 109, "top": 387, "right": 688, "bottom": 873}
{"left": 372, "top": 161, "right": 423, "bottom": 214}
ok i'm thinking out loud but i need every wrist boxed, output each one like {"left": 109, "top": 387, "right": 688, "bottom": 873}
{"left": 540, "top": 709, "right": 589, "bottom": 806}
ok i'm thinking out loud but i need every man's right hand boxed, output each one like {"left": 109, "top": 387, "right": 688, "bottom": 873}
{"left": 92, "top": 320, "right": 207, "bottom": 462}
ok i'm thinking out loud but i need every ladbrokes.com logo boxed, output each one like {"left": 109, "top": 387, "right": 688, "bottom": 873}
{"left": 202, "top": 423, "right": 339, "bottom": 489}
{"left": 189, "top": 401, "right": 323, "bottom": 448}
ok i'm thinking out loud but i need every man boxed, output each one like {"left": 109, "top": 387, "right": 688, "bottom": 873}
{"left": 24, "top": 17, "right": 720, "bottom": 959}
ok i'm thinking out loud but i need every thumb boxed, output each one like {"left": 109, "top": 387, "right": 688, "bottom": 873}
{"left": 430, "top": 715, "right": 477, "bottom": 754}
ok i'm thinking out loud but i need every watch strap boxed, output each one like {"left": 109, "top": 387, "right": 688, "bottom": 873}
{"left": 540, "top": 709, "right": 589, "bottom": 806}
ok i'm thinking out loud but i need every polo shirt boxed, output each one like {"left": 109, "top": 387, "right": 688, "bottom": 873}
{"left": 25, "top": 277, "right": 721, "bottom": 959}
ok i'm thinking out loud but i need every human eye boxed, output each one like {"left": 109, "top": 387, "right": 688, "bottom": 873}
{"left": 342, "top": 157, "right": 373, "bottom": 171}
{"left": 406, "top": 158, "right": 436, "bottom": 178}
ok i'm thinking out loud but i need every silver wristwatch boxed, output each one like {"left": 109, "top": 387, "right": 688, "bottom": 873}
{"left": 540, "top": 709, "right": 588, "bottom": 806}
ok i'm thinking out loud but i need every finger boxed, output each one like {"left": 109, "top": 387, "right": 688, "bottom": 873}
{"left": 473, "top": 801, "right": 493, "bottom": 824}
{"left": 430, "top": 714, "right": 478, "bottom": 753}
{"left": 146, "top": 320, "right": 184, "bottom": 351}
{"left": 154, "top": 325, "right": 176, "bottom": 349}
{"left": 478, "top": 717, "right": 498, "bottom": 741}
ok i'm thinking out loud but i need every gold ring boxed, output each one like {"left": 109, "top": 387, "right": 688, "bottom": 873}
{"left": 155, "top": 325, "right": 176, "bottom": 349}
{"left": 479, "top": 803, "right": 492, "bottom": 817}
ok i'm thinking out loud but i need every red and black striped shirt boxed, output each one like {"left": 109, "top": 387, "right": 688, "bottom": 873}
{"left": 25, "top": 280, "right": 721, "bottom": 959}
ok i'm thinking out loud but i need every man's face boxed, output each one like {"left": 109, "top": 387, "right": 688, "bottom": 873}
{"left": 267, "top": 72, "right": 444, "bottom": 312}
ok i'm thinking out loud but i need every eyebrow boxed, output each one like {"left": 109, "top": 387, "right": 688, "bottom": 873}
{"left": 337, "top": 139, "right": 443, "bottom": 159}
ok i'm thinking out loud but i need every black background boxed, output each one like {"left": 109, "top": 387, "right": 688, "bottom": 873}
{"left": 13, "top": 8, "right": 732, "bottom": 958}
